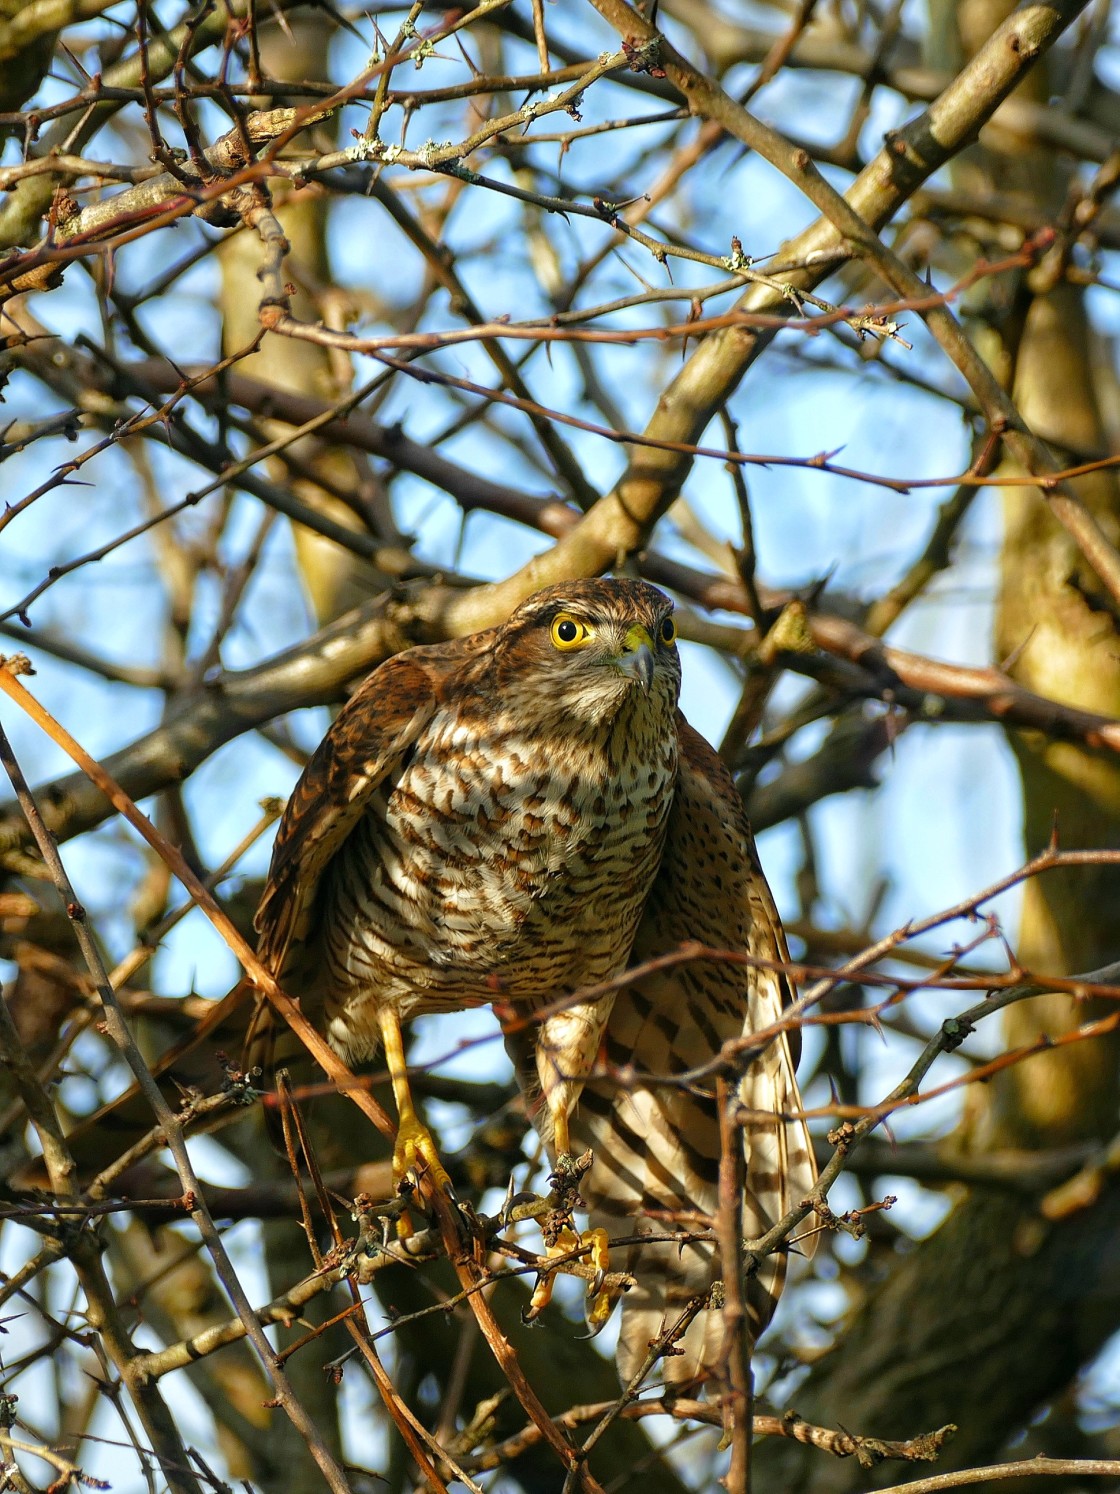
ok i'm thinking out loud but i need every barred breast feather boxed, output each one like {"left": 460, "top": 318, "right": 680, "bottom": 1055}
{"left": 316, "top": 701, "right": 677, "bottom": 1061}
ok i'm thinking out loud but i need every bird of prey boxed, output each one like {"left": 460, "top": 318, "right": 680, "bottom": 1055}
{"left": 252, "top": 576, "right": 815, "bottom": 1382}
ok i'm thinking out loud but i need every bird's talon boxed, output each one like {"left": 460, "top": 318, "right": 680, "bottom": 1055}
{"left": 584, "top": 1226, "right": 615, "bottom": 1333}
{"left": 525, "top": 1223, "right": 616, "bottom": 1327}
{"left": 525, "top": 1274, "right": 552, "bottom": 1322}
{"left": 585, "top": 1284, "right": 615, "bottom": 1335}
{"left": 394, "top": 1206, "right": 415, "bottom": 1241}
{"left": 391, "top": 1113, "right": 454, "bottom": 1199}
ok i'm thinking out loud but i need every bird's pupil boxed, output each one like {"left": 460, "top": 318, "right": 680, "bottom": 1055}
{"left": 661, "top": 618, "right": 675, "bottom": 642}
{"left": 558, "top": 620, "right": 577, "bottom": 641}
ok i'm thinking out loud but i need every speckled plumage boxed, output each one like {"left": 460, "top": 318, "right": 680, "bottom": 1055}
{"left": 255, "top": 578, "right": 681, "bottom": 1146}
{"left": 253, "top": 576, "right": 815, "bottom": 1385}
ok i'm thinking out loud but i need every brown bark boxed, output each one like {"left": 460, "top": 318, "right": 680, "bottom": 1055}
{"left": 111, "top": 1217, "right": 284, "bottom": 1482}
{"left": 218, "top": 18, "right": 399, "bottom": 626}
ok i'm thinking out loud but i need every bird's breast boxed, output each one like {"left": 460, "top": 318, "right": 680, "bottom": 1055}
{"left": 319, "top": 710, "right": 678, "bottom": 1022}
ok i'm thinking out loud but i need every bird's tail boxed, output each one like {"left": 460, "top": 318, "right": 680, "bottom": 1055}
{"left": 572, "top": 972, "right": 816, "bottom": 1389}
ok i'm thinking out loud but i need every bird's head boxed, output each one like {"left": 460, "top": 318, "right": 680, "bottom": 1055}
{"left": 492, "top": 577, "right": 682, "bottom": 729}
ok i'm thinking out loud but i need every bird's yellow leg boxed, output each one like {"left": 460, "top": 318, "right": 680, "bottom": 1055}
{"left": 378, "top": 1007, "right": 453, "bottom": 1203}
{"left": 583, "top": 1227, "right": 613, "bottom": 1332}
{"left": 525, "top": 1225, "right": 613, "bottom": 1328}
{"left": 525, "top": 1102, "right": 615, "bottom": 1330}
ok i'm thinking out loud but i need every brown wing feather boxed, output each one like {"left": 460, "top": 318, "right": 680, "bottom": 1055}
{"left": 255, "top": 634, "right": 491, "bottom": 978}
{"left": 573, "top": 716, "right": 816, "bottom": 1387}
{"left": 246, "top": 633, "right": 493, "bottom": 1087}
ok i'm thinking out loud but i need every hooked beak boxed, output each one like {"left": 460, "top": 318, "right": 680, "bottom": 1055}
{"left": 616, "top": 624, "right": 655, "bottom": 693}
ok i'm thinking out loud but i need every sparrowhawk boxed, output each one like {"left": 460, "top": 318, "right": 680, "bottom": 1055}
{"left": 252, "top": 576, "right": 815, "bottom": 1382}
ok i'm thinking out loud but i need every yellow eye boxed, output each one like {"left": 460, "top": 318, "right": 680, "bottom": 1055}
{"left": 550, "top": 613, "right": 592, "bottom": 650}
{"left": 659, "top": 615, "right": 677, "bottom": 645}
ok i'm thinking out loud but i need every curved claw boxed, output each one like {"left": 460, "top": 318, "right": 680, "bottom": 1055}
{"left": 578, "top": 1285, "right": 618, "bottom": 1339}
{"left": 583, "top": 1227, "right": 614, "bottom": 1335}
{"left": 393, "top": 1113, "right": 453, "bottom": 1197}
{"left": 525, "top": 1224, "right": 617, "bottom": 1330}
{"left": 525, "top": 1224, "right": 577, "bottom": 1322}
{"left": 524, "top": 1256, "right": 560, "bottom": 1323}
{"left": 392, "top": 1113, "right": 459, "bottom": 1240}
{"left": 501, "top": 1189, "right": 540, "bottom": 1229}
